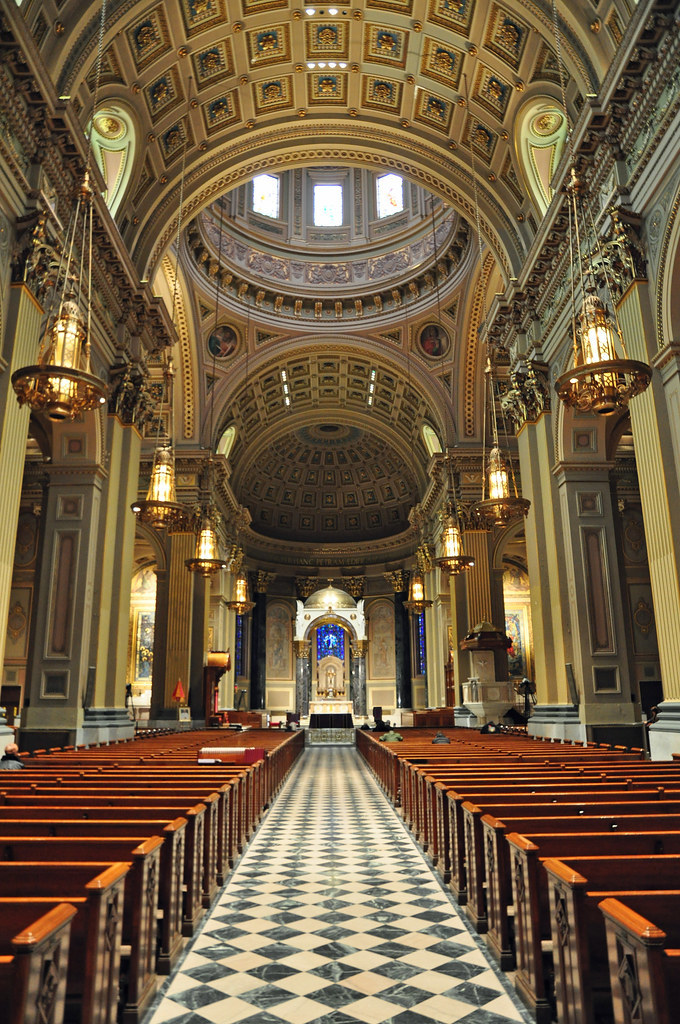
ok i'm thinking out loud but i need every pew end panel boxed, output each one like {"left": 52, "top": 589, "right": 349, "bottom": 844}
{"left": 600, "top": 895, "right": 680, "bottom": 1024}
{"left": 0, "top": 902, "right": 77, "bottom": 1024}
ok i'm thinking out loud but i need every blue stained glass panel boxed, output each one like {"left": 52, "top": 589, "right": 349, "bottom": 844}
{"left": 235, "top": 615, "right": 245, "bottom": 676}
{"left": 317, "top": 623, "right": 345, "bottom": 661}
{"left": 416, "top": 612, "right": 426, "bottom": 675}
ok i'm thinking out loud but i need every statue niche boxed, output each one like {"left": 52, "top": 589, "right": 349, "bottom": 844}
{"left": 317, "top": 655, "right": 345, "bottom": 699}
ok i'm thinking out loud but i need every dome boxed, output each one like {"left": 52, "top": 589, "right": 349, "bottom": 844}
{"left": 304, "top": 582, "right": 357, "bottom": 610}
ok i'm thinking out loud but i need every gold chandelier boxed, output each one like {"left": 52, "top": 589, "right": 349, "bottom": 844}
{"left": 436, "top": 498, "right": 476, "bottom": 575}
{"left": 545, "top": 0, "right": 651, "bottom": 417}
{"left": 131, "top": 361, "right": 188, "bottom": 530}
{"left": 403, "top": 567, "right": 433, "bottom": 616}
{"left": 476, "top": 359, "right": 531, "bottom": 526}
{"left": 554, "top": 171, "right": 651, "bottom": 415}
{"left": 12, "top": 172, "right": 108, "bottom": 421}
{"left": 133, "top": 82, "right": 192, "bottom": 532}
{"left": 186, "top": 504, "right": 227, "bottom": 577}
{"left": 187, "top": 195, "right": 228, "bottom": 578}
{"left": 13, "top": 0, "right": 110, "bottom": 422}
{"left": 227, "top": 564, "right": 255, "bottom": 616}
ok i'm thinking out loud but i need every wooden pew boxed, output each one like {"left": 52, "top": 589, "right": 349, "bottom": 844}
{"left": 425, "top": 766, "right": 680, "bottom": 880}
{"left": 0, "top": 784, "right": 216, "bottom": 919}
{"left": 0, "top": 836, "right": 163, "bottom": 1024}
{"left": 543, "top": 855, "right": 680, "bottom": 1024}
{"left": 0, "top": 902, "right": 77, "bottom": 1024}
{"left": 0, "top": 864, "right": 138, "bottom": 1024}
{"left": 446, "top": 792, "right": 680, "bottom": 909}
{"left": 599, "top": 893, "right": 680, "bottom": 1024}
{"left": 483, "top": 810, "right": 680, "bottom": 968}
{"left": 0, "top": 863, "right": 128, "bottom": 1024}
{"left": 498, "top": 826, "right": 680, "bottom": 1021}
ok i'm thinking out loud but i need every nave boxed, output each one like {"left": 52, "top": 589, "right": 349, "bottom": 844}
{"left": 146, "top": 748, "right": 531, "bottom": 1024}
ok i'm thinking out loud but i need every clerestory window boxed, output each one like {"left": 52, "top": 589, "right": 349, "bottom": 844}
{"left": 252, "top": 173, "right": 280, "bottom": 218}
{"left": 376, "top": 173, "right": 404, "bottom": 219}
{"left": 313, "top": 183, "right": 343, "bottom": 226}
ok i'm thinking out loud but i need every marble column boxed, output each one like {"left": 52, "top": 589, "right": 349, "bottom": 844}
{"left": 462, "top": 529, "right": 509, "bottom": 682}
{"left": 249, "top": 571, "right": 275, "bottom": 711}
{"left": 385, "top": 570, "right": 412, "bottom": 710}
{"left": 617, "top": 286, "right": 680, "bottom": 755}
{"left": 554, "top": 462, "right": 636, "bottom": 731}
{"left": 0, "top": 283, "right": 42, "bottom": 676}
{"left": 85, "top": 413, "right": 142, "bottom": 738}
{"left": 150, "top": 531, "right": 195, "bottom": 721}
{"left": 21, "top": 455, "right": 115, "bottom": 747}
{"left": 515, "top": 410, "right": 573, "bottom": 709}
{"left": 350, "top": 639, "right": 367, "bottom": 715}
{"left": 294, "top": 639, "right": 311, "bottom": 716}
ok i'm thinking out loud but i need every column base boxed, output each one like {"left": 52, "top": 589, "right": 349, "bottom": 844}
{"left": 147, "top": 707, "right": 196, "bottom": 732}
{"left": 20, "top": 707, "right": 135, "bottom": 750}
{"left": 0, "top": 716, "right": 15, "bottom": 750}
{"left": 80, "top": 707, "right": 136, "bottom": 745}
{"left": 528, "top": 704, "right": 585, "bottom": 743}
{"left": 454, "top": 706, "right": 478, "bottom": 728}
{"left": 648, "top": 701, "right": 680, "bottom": 760}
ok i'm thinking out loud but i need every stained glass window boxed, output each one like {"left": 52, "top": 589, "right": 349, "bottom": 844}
{"left": 313, "top": 183, "right": 343, "bottom": 226}
{"left": 376, "top": 173, "right": 404, "bottom": 218}
{"left": 235, "top": 615, "right": 245, "bottom": 676}
{"left": 252, "top": 173, "right": 280, "bottom": 218}
{"left": 416, "top": 612, "right": 426, "bottom": 676}
{"left": 317, "top": 623, "right": 345, "bottom": 661}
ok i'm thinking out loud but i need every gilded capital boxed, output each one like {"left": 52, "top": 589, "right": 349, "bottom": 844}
{"left": 343, "top": 575, "right": 366, "bottom": 598}
{"left": 295, "top": 576, "right": 319, "bottom": 600}
{"left": 384, "top": 569, "right": 409, "bottom": 593}
{"left": 253, "top": 570, "right": 276, "bottom": 594}
{"left": 293, "top": 639, "right": 311, "bottom": 658}
{"left": 351, "top": 639, "right": 368, "bottom": 658}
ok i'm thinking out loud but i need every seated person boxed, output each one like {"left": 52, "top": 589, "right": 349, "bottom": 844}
{"left": 432, "top": 731, "right": 451, "bottom": 744}
{"left": 380, "top": 728, "right": 403, "bottom": 743}
{"left": 0, "top": 742, "right": 24, "bottom": 769}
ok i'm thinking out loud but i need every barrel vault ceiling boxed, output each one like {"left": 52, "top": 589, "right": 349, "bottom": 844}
{"left": 23, "top": 0, "right": 622, "bottom": 565}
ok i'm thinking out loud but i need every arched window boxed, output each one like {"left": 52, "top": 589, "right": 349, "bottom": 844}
{"left": 217, "top": 425, "right": 236, "bottom": 458}
{"left": 313, "top": 183, "right": 343, "bottom": 226}
{"left": 252, "top": 174, "right": 280, "bottom": 218}
{"left": 376, "top": 174, "right": 404, "bottom": 218}
{"left": 422, "top": 423, "right": 442, "bottom": 457}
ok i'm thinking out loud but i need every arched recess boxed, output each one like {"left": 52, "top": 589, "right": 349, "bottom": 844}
{"left": 658, "top": 180, "right": 680, "bottom": 349}
{"left": 514, "top": 97, "right": 568, "bottom": 217}
{"left": 211, "top": 337, "right": 454, "bottom": 496}
{"left": 126, "top": 523, "right": 168, "bottom": 722}
{"left": 89, "top": 104, "right": 137, "bottom": 219}
{"left": 132, "top": 130, "right": 528, "bottom": 285}
{"left": 150, "top": 256, "right": 196, "bottom": 443}
{"left": 494, "top": 519, "right": 534, "bottom": 682}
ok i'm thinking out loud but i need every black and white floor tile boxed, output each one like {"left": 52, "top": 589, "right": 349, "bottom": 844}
{"left": 145, "top": 747, "right": 532, "bottom": 1024}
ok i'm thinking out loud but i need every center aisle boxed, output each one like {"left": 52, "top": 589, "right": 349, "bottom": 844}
{"left": 146, "top": 747, "right": 532, "bottom": 1024}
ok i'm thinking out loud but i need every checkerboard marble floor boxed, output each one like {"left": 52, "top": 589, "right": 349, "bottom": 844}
{"left": 145, "top": 747, "right": 533, "bottom": 1024}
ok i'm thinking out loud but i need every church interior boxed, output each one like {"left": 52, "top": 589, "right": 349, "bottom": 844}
{"left": 1, "top": 0, "right": 680, "bottom": 759}
{"left": 2, "top": 1, "right": 680, "bottom": 1020}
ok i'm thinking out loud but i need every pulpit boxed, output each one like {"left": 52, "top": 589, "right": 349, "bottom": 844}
{"left": 203, "top": 651, "right": 230, "bottom": 727}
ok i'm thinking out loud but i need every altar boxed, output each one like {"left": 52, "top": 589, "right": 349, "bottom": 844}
{"left": 307, "top": 699, "right": 354, "bottom": 744}
{"left": 309, "top": 700, "right": 353, "bottom": 715}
